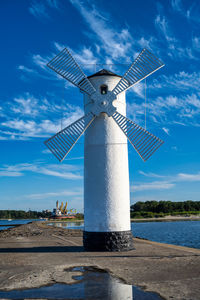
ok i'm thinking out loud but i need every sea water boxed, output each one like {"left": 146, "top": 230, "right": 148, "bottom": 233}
{"left": 1, "top": 219, "right": 200, "bottom": 249}
{"left": 48, "top": 220, "right": 200, "bottom": 249}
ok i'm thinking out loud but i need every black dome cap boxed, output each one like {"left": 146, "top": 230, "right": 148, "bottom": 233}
{"left": 87, "top": 69, "right": 122, "bottom": 79}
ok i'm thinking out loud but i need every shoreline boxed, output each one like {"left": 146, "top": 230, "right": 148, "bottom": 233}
{"left": 47, "top": 215, "right": 200, "bottom": 222}
{"left": 131, "top": 215, "right": 200, "bottom": 222}
{"left": 1, "top": 215, "right": 200, "bottom": 223}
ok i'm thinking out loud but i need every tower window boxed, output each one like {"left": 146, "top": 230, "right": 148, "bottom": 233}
{"left": 100, "top": 85, "right": 108, "bottom": 95}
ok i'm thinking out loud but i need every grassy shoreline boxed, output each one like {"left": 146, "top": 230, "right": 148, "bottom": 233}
{"left": 1, "top": 214, "right": 200, "bottom": 223}
{"left": 131, "top": 215, "right": 200, "bottom": 222}
{"left": 47, "top": 215, "right": 200, "bottom": 223}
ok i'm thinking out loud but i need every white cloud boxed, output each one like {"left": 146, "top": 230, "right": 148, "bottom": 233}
{"left": 29, "top": 2, "right": 49, "bottom": 19}
{"left": 46, "top": 0, "right": 58, "bottom": 9}
{"left": 171, "top": 0, "right": 182, "bottom": 12}
{"left": 186, "top": 4, "right": 200, "bottom": 23}
{"left": 132, "top": 181, "right": 175, "bottom": 192}
{"left": 162, "top": 127, "right": 170, "bottom": 135}
{"left": 29, "top": 0, "right": 59, "bottom": 19}
{"left": 155, "top": 15, "right": 176, "bottom": 43}
{"left": 171, "top": 146, "right": 178, "bottom": 151}
{"left": 25, "top": 189, "right": 82, "bottom": 200}
{"left": 154, "top": 13, "right": 195, "bottom": 60}
{"left": 12, "top": 95, "right": 39, "bottom": 116}
{"left": 171, "top": 1, "right": 200, "bottom": 25}
{"left": 139, "top": 171, "right": 165, "bottom": 178}
{"left": 133, "top": 171, "right": 200, "bottom": 192}
{"left": 128, "top": 80, "right": 200, "bottom": 126}
{"left": 131, "top": 82, "right": 144, "bottom": 99}
{"left": 0, "top": 162, "right": 82, "bottom": 180}
{"left": 32, "top": 54, "right": 49, "bottom": 70}
{"left": 42, "top": 149, "right": 51, "bottom": 154}
{"left": 18, "top": 65, "right": 36, "bottom": 74}
{"left": 0, "top": 94, "right": 83, "bottom": 139}
{"left": 151, "top": 71, "right": 200, "bottom": 91}
{"left": 0, "top": 171, "right": 23, "bottom": 177}
{"left": 177, "top": 172, "right": 200, "bottom": 182}
{"left": 69, "top": 0, "right": 134, "bottom": 61}
{"left": 39, "top": 168, "right": 82, "bottom": 180}
{"left": 192, "top": 36, "right": 200, "bottom": 51}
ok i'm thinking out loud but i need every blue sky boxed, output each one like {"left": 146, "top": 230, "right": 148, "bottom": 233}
{"left": 0, "top": 0, "right": 200, "bottom": 212}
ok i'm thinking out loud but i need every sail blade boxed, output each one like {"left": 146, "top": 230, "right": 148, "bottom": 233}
{"left": 44, "top": 112, "right": 95, "bottom": 162}
{"left": 112, "top": 49, "right": 164, "bottom": 96}
{"left": 112, "top": 112, "right": 164, "bottom": 161}
{"left": 47, "top": 48, "right": 96, "bottom": 96}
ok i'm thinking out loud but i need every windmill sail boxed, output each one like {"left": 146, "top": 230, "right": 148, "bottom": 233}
{"left": 112, "top": 112, "right": 164, "bottom": 161}
{"left": 112, "top": 49, "right": 164, "bottom": 96}
{"left": 47, "top": 48, "right": 96, "bottom": 96}
{"left": 44, "top": 112, "right": 95, "bottom": 162}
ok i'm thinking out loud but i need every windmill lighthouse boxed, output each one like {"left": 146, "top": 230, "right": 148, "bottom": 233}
{"left": 45, "top": 48, "right": 164, "bottom": 251}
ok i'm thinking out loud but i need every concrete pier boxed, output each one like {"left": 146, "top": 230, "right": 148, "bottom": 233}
{"left": 0, "top": 222, "right": 199, "bottom": 299}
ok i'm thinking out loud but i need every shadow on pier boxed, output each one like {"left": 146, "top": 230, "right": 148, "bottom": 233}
{"left": 0, "top": 246, "right": 84, "bottom": 253}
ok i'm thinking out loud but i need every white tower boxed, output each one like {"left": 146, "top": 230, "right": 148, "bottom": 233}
{"left": 45, "top": 47, "right": 164, "bottom": 251}
{"left": 83, "top": 70, "right": 133, "bottom": 251}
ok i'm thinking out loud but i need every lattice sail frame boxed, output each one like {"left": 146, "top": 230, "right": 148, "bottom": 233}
{"left": 112, "top": 49, "right": 164, "bottom": 96}
{"left": 45, "top": 113, "right": 95, "bottom": 162}
{"left": 45, "top": 47, "right": 164, "bottom": 162}
{"left": 112, "top": 112, "right": 164, "bottom": 161}
{"left": 47, "top": 48, "right": 96, "bottom": 96}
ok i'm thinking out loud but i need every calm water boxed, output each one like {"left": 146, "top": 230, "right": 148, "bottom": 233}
{"left": 48, "top": 220, "right": 200, "bottom": 249}
{"left": 1, "top": 219, "right": 200, "bottom": 249}
{"left": 0, "top": 219, "right": 44, "bottom": 230}
{"left": 0, "top": 266, "right": 162, "bottom": 300}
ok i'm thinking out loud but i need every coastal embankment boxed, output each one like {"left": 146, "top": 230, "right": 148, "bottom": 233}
{"left": 131, "top": 214, "right": 200, "bottom": 222}
{"left": 0, "top": 221, "right": 199, "bottom": 299}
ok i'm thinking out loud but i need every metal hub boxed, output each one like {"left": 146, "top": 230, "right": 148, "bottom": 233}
{"left": 90, "top": 91, "right": 117, "bottom": 117}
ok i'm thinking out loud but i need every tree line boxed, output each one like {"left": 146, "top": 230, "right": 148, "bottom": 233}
{"left": 1, "top": 201, "right": 200, "bottom": 220}
{"left": 0, "top": 210, "right": 84, "bottom": 220}
{"left": 130, "top": 200, "right": 200, "bottom": 218}
{"left": 0, "top": 210, "right": 52, "bottom": 219}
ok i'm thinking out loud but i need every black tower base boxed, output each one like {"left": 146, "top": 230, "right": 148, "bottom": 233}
{"left": 83, "top": 230, "right": 134, "bottom": 251}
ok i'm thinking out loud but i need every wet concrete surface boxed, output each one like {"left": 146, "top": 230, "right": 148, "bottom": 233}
{"left": 0, "top": 222, "right": 199, "bottom": 299}
{"left": 0, "top": 266, "right": 163, "bottom": 299}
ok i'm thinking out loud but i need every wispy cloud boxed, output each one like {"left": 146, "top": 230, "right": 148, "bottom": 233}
{"left": 29, "top": 0, "right": 59, "bottom": 20}
{"left": 177, "top": 172, "right": 200, "bottom": 181}
{"left": 0, "top": 94, "right": 83, "bottom": 139}
{"left": 29, "top": 2, "right": 49, "bottom": 19}
{"left": 192, "top": 36, "right": 200, "bottom": 51}
{"left": 171, "top": 0, "right": 200, "bottom": 25}
{"left": 132, "top": 181, "right": 175, "bottom": 192}
{"left": 154, "top": 11, "right": 195, "bottom": 60}
{"left": 171, "top": 0, "right": 182, "bottom": 12}
{"left": 0, "top": 162, "right": 82, "bottom": 180}
{"left": 69, "top": 0, "right": 134, "bottom": 62}
{"left": 132, "top": 171, "right": 200, "bottom": 192}
{"left": 128, "top": 69, "right": 200, "bottom": 127}
{"left": 25, "top": 189, "right": 82, "bottom": 200}
{"left": 151, "top": 71, "right": 200, "bottom": 91}
{"left": 162, "top": 127, "right": 170, "bottom": 135}
{"left": 54, "top": 42, "right": 98, "bottom": 72}
{"left": 155, "top": 15, "right": 176, "bottom": 43}
{"left": 139, "top": 171, "right": 165, "bottom": 178}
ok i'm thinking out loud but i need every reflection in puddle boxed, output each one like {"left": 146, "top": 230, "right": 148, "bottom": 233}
{"left": 0, "top": 266, "right": 162, "bottom": 299}
{"left": 48, "top": 221, "right": 84, "bottom": 230}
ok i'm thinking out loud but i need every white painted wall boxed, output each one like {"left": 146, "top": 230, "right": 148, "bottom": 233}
{"left": 84, "top": 75, "right": 130, "bottom": 232}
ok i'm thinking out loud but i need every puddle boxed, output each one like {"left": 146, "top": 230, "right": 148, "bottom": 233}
{"left": 0, "top": 266, "right": 163, "bottom": 299}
